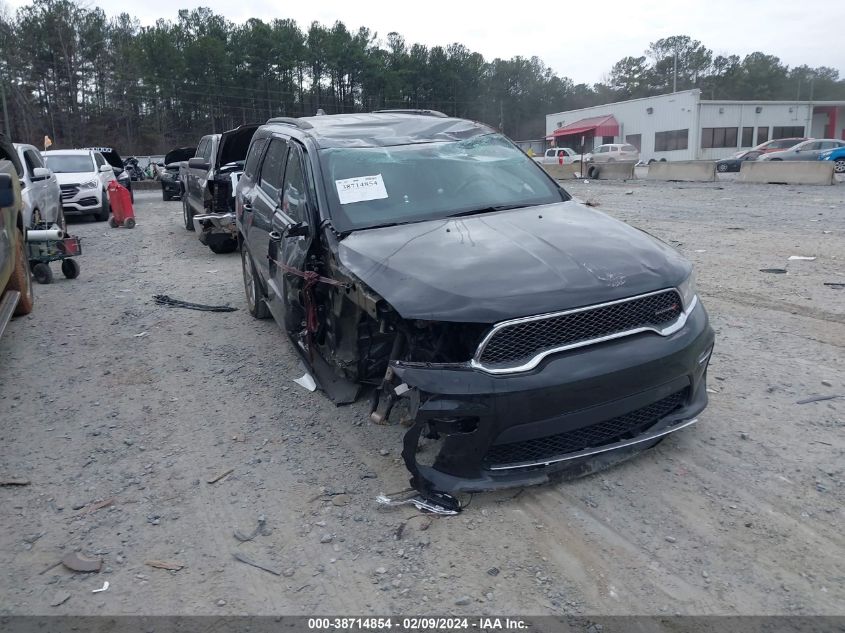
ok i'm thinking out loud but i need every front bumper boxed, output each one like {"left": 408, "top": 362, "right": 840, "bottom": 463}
{"left": 192, "top": 212, "right": 237, "bottom": 245}
{"left": 393, "top": 300, "right": 714, "bottom": 494}
{"left": 161, "top": 178, "right": 181, "bottom": 195}
{"left": 61, "top": 188, "right": 102, "bottom": 215}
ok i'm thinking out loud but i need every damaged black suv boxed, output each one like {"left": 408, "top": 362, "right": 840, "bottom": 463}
{"left": 236, "top": 111, "right": 714, "bottom": 510}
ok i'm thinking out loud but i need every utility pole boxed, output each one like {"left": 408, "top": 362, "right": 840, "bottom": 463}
{"left": 0, "top": 78, "right": 9, "bottom": 135}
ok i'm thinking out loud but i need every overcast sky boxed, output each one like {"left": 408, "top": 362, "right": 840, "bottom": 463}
{"left": 5, "top": 0, "right": 844, "bottom": 84}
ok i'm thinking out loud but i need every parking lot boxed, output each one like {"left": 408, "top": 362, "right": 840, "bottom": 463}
{"left": 0, "top": 179, "right": 843, "bottom": 616}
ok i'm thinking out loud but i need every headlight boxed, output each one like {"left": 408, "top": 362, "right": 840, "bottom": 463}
{"left": 677, "top": 269, "right": 697, "bottom": 310}
{"left": 80, "top": 178, "right": 99, "bottom": 189}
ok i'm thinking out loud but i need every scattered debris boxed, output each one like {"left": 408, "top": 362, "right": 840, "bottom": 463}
{"left": 760, "top": 268, "right": 787, "bottom": 274}
{"left": 393, "top": 522, "right": 406, "bottom": 541}
{"left": 376, "top": 493, "right": 460, "bottom": 516}
{"left": 487, "top": 567, "right": 500, "bottom": 576}
{"left": 823, "top": 282, "right": 845, "bottom": 290}
{"left": 61, "top": 552, "right": 103, "bottom": 573}
{"left": 78, "top": 497, "right": 116, "bottom": 516}
{"left": 133, "top": 331, "right": 148, "bottom": 338}
{"left": 39, "top": 561, "right": 63, "bottom": 576}
{"left": 145, "top": 559, "right": 184, "bottom": 571}
{"left": 92, "top": 581, "right": 109, "bottom": 593}
{"left": 50, "top": 592, "right": 71, "bottom": 607}
{"left": 584, "top": 199, "right": 600, "bottom": 207}
{"left": 796, "top": 394, "right": 843, "bottom": 405}
{"left": 293, "top": 373, "right": 317, "bottom": 392}
{"left": 23, "top": 532, "right": 45, "bottom": 544}
{"left": 233, "top": 515, "right": 268, "bottom": 542}
{"left": 787, "top": 255, "right": 816, "bottom": 261}
{"left": 153, "top": 294, "right": 237, "bottom": 312}
{"left": 207, "top": 468, "right": 234, "bottom": 484}
{"left": 232, "top": 551, "right": 282, "bottom": 576}
{"left": 0, "top": 478, "right": 31, "bottom": 486}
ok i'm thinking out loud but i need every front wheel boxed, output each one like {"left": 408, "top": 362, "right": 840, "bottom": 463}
{"left": 6, "top": 232, "right": 34, "bottom": 315}
{"left": 833, "top": 158, "right": 845, "bottom": 174}
{"left": 96, "top": 191, "right": 110, "bottom": 221}
{"left": 241, "top": 245, "right": 269, "bottom": 319}
{"left": 182, "top": 197, "right": 194, "bottom": 231}
{"left": 717, "top": 163, "right": 729, "bottom": 172}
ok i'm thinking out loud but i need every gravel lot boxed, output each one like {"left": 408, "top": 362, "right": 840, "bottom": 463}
{"left": 0, "top": 179, "right": 843, "bottom": 616}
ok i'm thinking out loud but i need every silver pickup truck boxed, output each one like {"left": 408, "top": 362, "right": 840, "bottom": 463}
{"left": 180, "top": 124, "right": 259, "bottom": 254}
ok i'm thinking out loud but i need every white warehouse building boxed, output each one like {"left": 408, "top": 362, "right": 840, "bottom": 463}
{"left": 544, "top": 89, "right": 845, "bottom": 162}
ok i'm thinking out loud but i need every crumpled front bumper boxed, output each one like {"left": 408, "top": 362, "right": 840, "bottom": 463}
{"left": 193, "top": 212, "right": 236, "bottom": 245}
{"left": 392, "top": 300, "right": 715, "bottom": 494}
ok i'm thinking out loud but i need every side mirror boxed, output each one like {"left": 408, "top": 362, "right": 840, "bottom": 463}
{"left": 0, "top": 173, "right": 15, "bottom": 207}
{"left": 188, "top": 157, "right": 210, "bottom": 170}
{"left": 285, "top": 222, "right": 309, "bottom": 238}
{"left": 99, "top": 164, "right": 113, "bottom": 173}
{"left": 32, "top": 167, "right": 51, "bottom": 180}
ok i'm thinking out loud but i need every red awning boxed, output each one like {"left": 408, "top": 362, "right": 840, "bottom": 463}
{"left": 550, "top": 114, "right": 619, "bottom": 138}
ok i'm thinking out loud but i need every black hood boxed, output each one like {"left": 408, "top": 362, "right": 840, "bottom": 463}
{"left": 87, "top": 147, "right": 124, "bottom": 171}
{"left": 216, "top": 124, "right": 259, "bottom": 168}
{"left": 337, "top": 201, "right": 691, "bottom": 323}
{"left": 164, "top": 146, "right": 195, "bottom": 166}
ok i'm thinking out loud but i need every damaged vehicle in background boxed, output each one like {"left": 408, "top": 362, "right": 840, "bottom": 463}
{"left": 181, "top": 125, "right": 258, "bottom": 253}
{"left": 84, "top": 147, "right": 133, "bottom": 202}
{"left": 160, "top": 146, "right": 195, "bottom": 201}
{"left": 236, "top": 111, "right": 715, "bottom": 512}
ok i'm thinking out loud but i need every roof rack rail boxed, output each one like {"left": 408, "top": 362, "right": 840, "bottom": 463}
{"left": 372, "top": 109, "right": 448, "bottom": 118}
{"left": 266, "top": 117, "right": 314, "bottom": 129}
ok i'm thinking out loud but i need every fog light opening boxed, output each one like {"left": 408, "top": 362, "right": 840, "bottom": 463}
{"left": 698, "top": 345, "right": 713, "bottom": 367}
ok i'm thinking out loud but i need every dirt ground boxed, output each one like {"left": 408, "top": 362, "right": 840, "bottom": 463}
{"left": 0, "top": 178, "right": 843, "bottom": 617}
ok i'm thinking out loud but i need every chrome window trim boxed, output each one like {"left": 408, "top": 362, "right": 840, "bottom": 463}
{"left": 471, "top": 289, "right": 696, "bottom": 375}
{"left": 487, "top": 416, "right": 698, "bottom": 471}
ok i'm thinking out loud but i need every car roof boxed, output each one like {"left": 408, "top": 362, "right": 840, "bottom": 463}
{"left": 42, "top": 149, "right": 95, "bottom": 155}
{"left": 261, "top": 112, "right": 494, "bottom": 149}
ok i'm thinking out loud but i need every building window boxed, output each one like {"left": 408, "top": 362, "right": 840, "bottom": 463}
{"left": 741, "top": 127, "right": 754, "bottom": 147}
{"left": 772, "top": 126, "right": 804, "bottom": 139}
{"left": 654, "top": 129, "right": 688, "bottom": 152}
{"left": 625, "top": 134, "right": 642, "bottom": 151}
{"left": 701, "top": 127, "right": 738, "bottom": 149}
{"left": 757, "top": 127, "right": 769, "bottom": 144}
{"left": 601, "top": 135, "right": 614, "bottom": 144}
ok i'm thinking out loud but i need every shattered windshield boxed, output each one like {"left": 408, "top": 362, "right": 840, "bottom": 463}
{"left": 43, "top": 154, "right": 95, "bottom": 173}
{"left": 319, "top": 134, "right": 568, "bottom": 231}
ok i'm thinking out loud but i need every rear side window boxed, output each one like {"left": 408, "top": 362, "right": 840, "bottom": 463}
{"left": 281, "top": 147, "right": 307, "bottom": 224}
{"left": 23, "top": 149, "right": 44, "bottom": 175}
{"left": 244, "top": 138, "right": 268, "bottom": 178}
{"left": 259, "top": 138, "right": 288, "bottom": 200}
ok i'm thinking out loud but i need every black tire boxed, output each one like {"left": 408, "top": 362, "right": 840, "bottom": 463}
{"left": 162, "top": 187, "right": 172, "bottom": 202}
{"left": 124, "top": 217, "right": 136, "bottom": 229}
{"left": 32, "top": 262, "right": 53, "bottom": 284}
{"left": 587, "top": 165, "right": 600, "bottom": 179}
{"left": 208, "top": 239, "right": 237, "bottom": 254}
{"left": 834, "top": 158, "right": 845, "bottom": 174}
{"left": 241, "top": 244, "right": 270, "bottom": 319}
{"left": 717, "top": 163, "right": 729, "bottom": 172}
{"left": 108, "top": 216, "right": 118, "bottom": 228}
{"left": 61, "top": 258, "right": 80, "bottom": 279}
{"left": 95, "top": 191, "right": 110, "bottom": 221}
{"left": 7, "top": 230, "right": 34, "bottom": 315}
{"left": 607, "top": 157, "right": 616, "bottom": 163}
{"left": 648, "top": 159, "right": 656, "bottom": 165}
{"left": 182, "top": 196, "right": 194, "bottom": 231}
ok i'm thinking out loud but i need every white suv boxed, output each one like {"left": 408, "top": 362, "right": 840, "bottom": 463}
{"left": 41, "top": 149, "right": 116, "bottom": 221}
{"left": 13, "top": 143, "right": 61, "bottom": 228}
{"left": 584, "top": 143, "right": 640, "bottom": 163}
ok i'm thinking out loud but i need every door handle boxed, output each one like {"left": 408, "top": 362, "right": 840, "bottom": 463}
{"left": 269, "top": 231, "right": 282, "bottom": 242}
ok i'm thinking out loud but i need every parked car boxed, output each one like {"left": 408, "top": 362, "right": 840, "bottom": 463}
{"left": 181, "top": 124, "right": 258, "bottom": 253}
{"left": 236, "top": 111, "right": 714, "bottom": 509}
{"left": 42, "top": 149, "right": 116, "bottom": 221}
{"left": 1, "top": 132, "right": 34, "bottom": 331}
{"left": 753, "top": 137, "right": 809, "bottom": 154}
{"left": 584, "top": 143, "right": 640, "bottom": 163}
{"left": 716, "top": 149, "right": 763, "bottom": 173}
{"left": 160, "top": 146, "right": 195, "bottom": 201}
{"left": 818, "top": 146, "right": 845, "bottom": 173}
{"left": 533, "top": 147, "right": 579, "bottom": 165}
{"left": 759, "top": 139, "right": 845, "bottom": 162}
{"left": 84, "top": 147, "right": 133, "bottom": 202}
{"left": 13, "top": 143, "right": 62, "bottom": 228}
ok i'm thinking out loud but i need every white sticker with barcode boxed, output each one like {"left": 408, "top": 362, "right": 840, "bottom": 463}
{"left": 335, "top": 174, "right": 388, "bottom": 205}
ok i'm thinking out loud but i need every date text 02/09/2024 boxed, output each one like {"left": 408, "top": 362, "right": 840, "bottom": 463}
{"left": 306, "top": 617, "right": 529, "bottom": 631}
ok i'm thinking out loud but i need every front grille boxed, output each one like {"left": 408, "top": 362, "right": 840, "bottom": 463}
{"left": 60, "top": 184, "right": 79, "bottom": 200}
{"left": 485, "top": 388, "right": 689, "bottom": 468}
{"left": 477, "top": 290, "right": 683, "bottom": 370}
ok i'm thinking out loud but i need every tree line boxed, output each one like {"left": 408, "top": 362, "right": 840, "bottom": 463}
{"left": 1, "top": 0, "right": 843, "bottom": 153}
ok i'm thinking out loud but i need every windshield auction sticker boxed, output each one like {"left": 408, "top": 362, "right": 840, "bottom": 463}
{"left": 335, "top": 174, "right": 388, "bottom": 205}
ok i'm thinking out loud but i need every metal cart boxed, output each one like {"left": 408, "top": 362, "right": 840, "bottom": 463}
{"left": 27, "top": 232, "right": 82, "bottom": 284}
